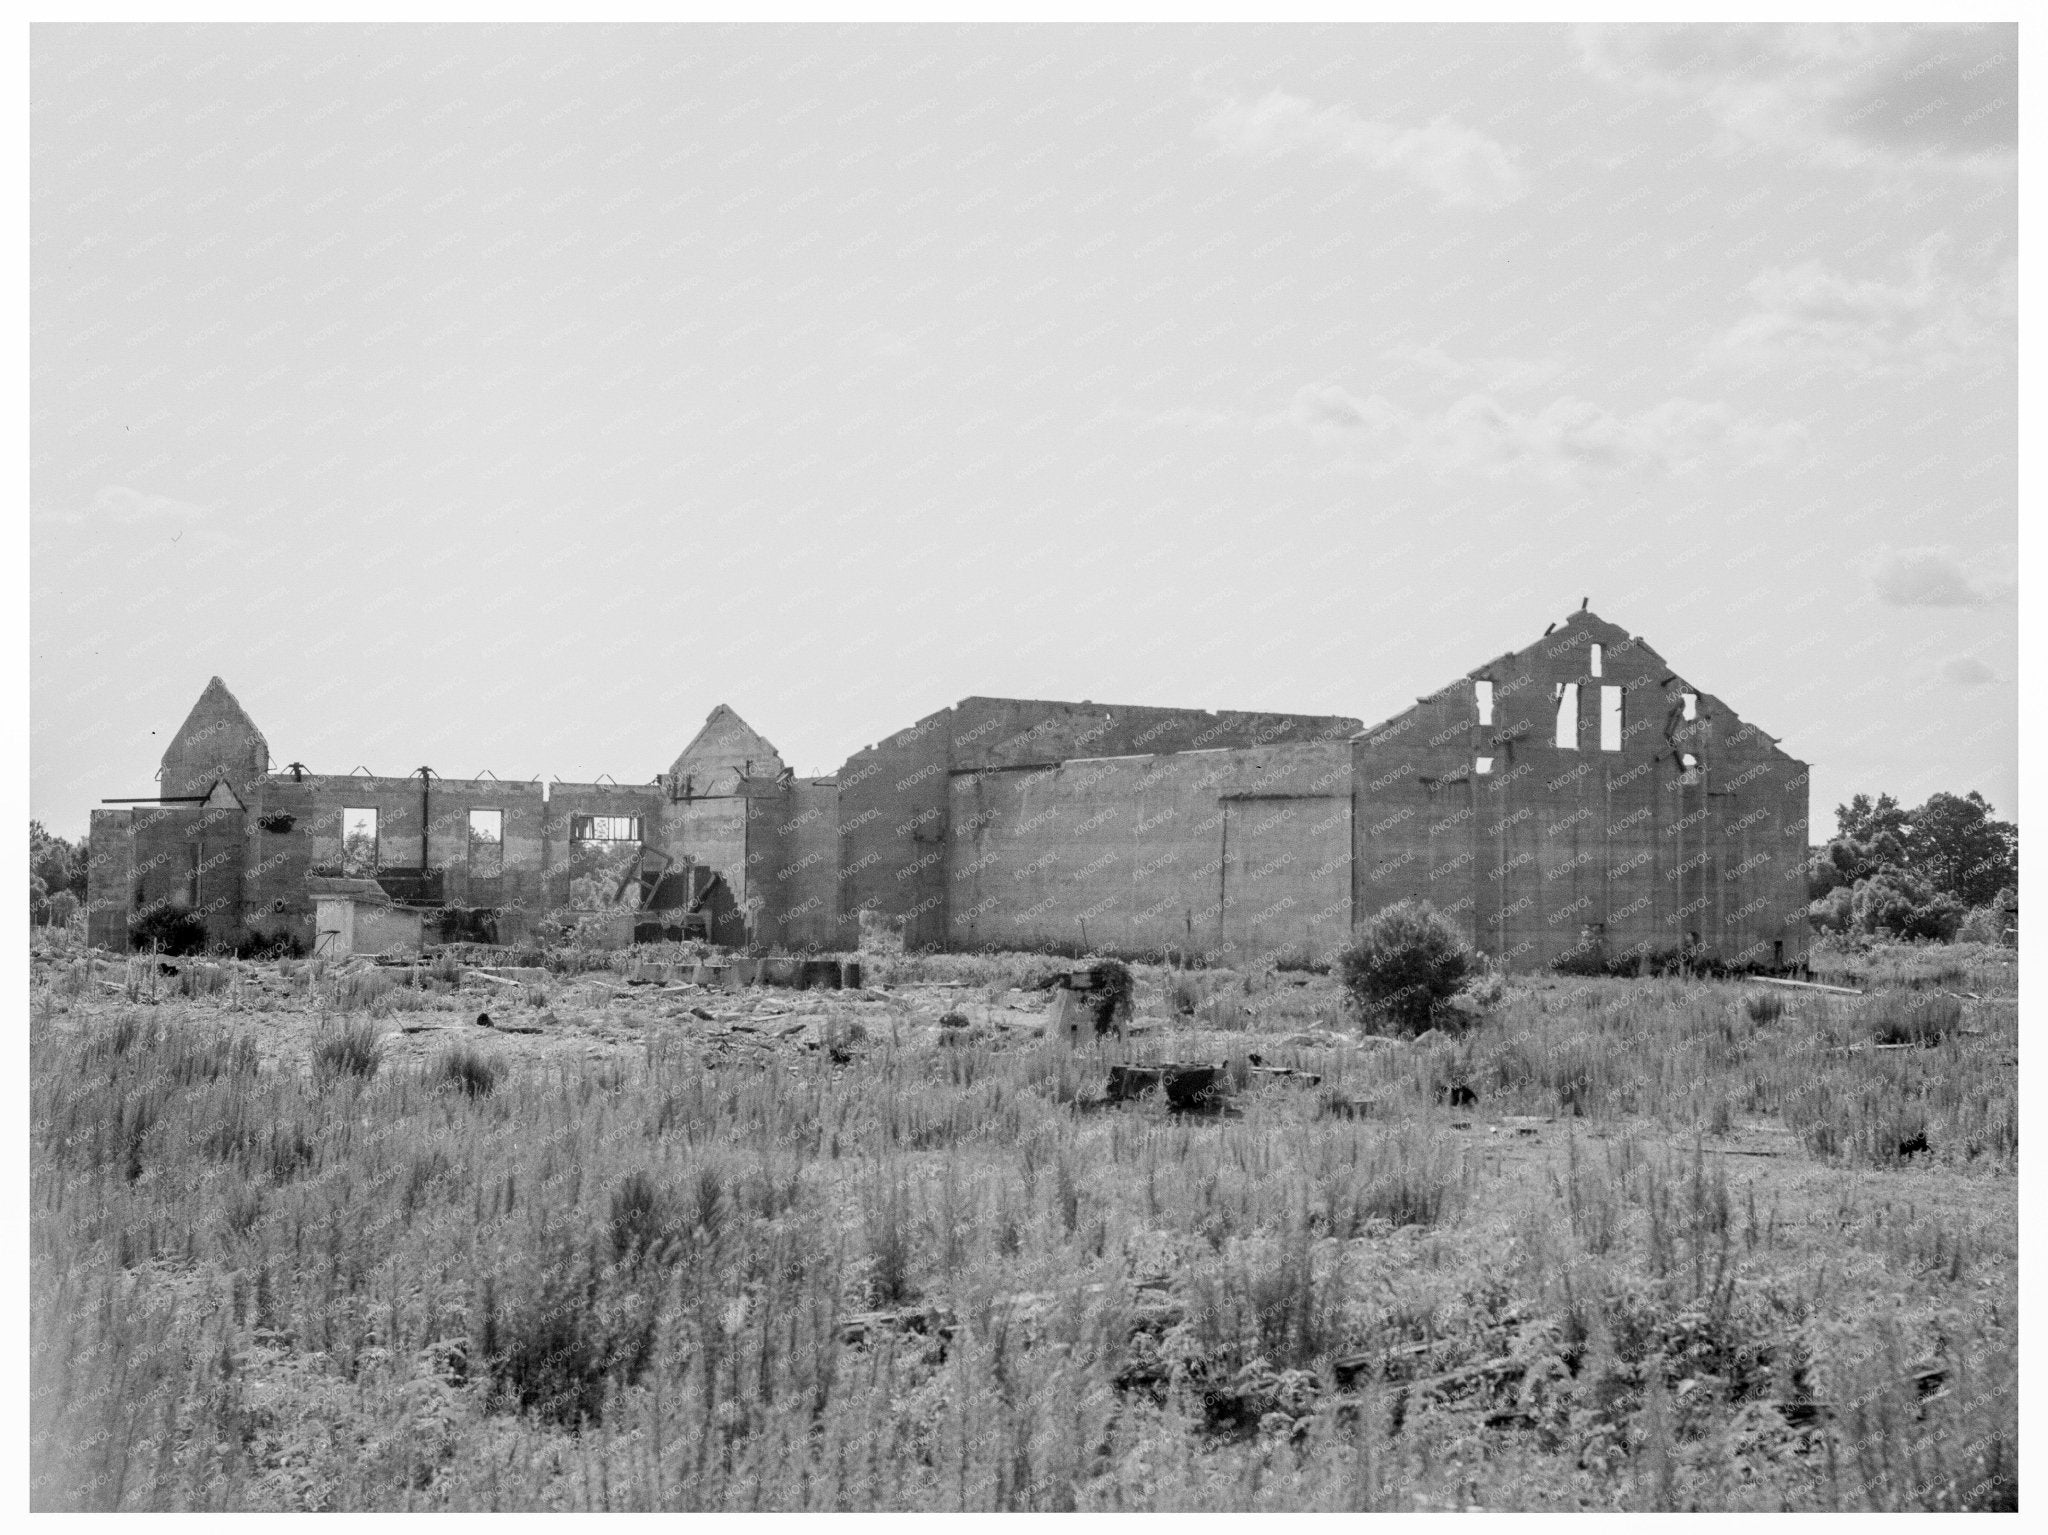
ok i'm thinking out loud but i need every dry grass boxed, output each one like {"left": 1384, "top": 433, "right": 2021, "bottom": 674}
{"left": 28, "top": 941, "right": 2016, "bottom": 1511}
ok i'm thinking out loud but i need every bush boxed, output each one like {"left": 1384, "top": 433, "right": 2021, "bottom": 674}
{"left": 1085, "top": 957, "right": 1134, "bottom": 1032}
{"left": 1852, "top": 871, "right": 1963, "bottom": 942}
{"left": 437, "top": 1045, "right": 501, "bottom": 1098}
{"left": 1808, "top": 886, "right": 1855, "bottom": 936}
{"left": 482, "top": 1239, "right": 658, "bottom": 1427}
{"left": 1743, "top": 990, "right": 1785, "bottom": 1024}
{"left": 607, "top": 1171, "right": 676, "bottom": 1266}
{"left": 312, "top": 1019, "right": 383, "bottom": 1080}
{"left": 1337, "top": 900, "right": 1474, "bottom": 1035}
{"left": 1955, "top": 906, "right": 2004, "bottom": 946}
{"left": 234, "top": 930, "right": 308, "bottom": 961}
{"left": 1867, "top": 993, "right": 1962, "bottom": 1047}
{"left": 128, "top": 907, "right": 209, "bottom": 957}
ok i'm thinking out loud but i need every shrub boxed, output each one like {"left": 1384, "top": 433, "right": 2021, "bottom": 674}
{"left": 1550, "top": 943, "right": 1611, "bottom": 978}
{"left": 1867, "top": 993, "right": 1962, "bottom": 1047}
{"left": 1808, "top": 886, "right": 1855, "bottom": 936}
{"left": 128, "top": 907, "right": 209, "bottom": 957}
{"left": 1853, "top": 872, "right": 1964, "bottom": 942}
{"left": 482, "top": 1239, "right": 658, "bottom": 1428}
{"left": 438, "top": 1045, "right": 501, "bottom": 1098}
{"left": 1743, "top": 990, "right": 1786, "bottom": 1024}
{"left": 234, "top": 930, "right": 307, "bottom": 961}
{"left": 607, "top": 1171, "right": 676, "bottom": 1265}
{"left": 312, "top": 1019, "right": 383, "bottom": 1080}
{"left": 1337, "top": 900, "right": 1474, "bottom": 1035}
{"left": 1085, "top": 957, "right": 1134, "bottom": 1032}
{"left": 1955, "top": 906, "right": 2004, "bottom": 946}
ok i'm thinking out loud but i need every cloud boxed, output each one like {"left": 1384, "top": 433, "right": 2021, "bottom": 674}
{"left": 1287, "top": 384, "right": 1804, "bottom": 481}
{"left": 1868, "top": 546, "right": 2007, "bottom": 608}
{"left": 1711, "top": 240, "right": 2013, "bottom": 375}
{"left": 1579, "top": 23, "right": 2015, "bottom": 171}
{"left": 1940, "top": 656, "right": 1996, "bottom": 687}
{"left": 1201, "top": 91, "right": 1527, "bottom": 209}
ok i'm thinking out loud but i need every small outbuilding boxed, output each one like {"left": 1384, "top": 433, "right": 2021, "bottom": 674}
{"left": 308, "top": 876, "right": 424, "bottom": 958}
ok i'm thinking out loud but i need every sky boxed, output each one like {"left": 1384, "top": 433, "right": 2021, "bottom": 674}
{"left": 30, "top": 22, "right": 2018, "bottom": 840}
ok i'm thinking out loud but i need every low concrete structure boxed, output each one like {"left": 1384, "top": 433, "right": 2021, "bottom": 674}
{"left": 309, "top": 877, "right": 424, "bottom": 959}
{"left": 85, "top": 606, "right": 1810, "bottom": 972}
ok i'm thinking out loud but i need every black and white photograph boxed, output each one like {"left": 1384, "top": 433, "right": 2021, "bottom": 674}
{"left": 26, "top": 15, "right": 2023, "bottom": 1513}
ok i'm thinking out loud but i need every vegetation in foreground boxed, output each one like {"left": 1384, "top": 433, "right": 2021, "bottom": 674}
{"left": 28, "top": 938, "right": 2016, "bottom": 1511}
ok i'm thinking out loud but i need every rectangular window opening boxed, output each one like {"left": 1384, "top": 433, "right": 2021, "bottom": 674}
{"left": 1475, "top": 756, "right": 1495, "bottom": 776}
{"left": 571, "top": 814, "right": 642, "bottom": 843}
{"left": 1681, "top": 692, "right": 1699, "bottom": 721}
{"left": 468, "top": 809, "right": 504, "bottom": 879}
{"left": 1599, "top": 685, "right": 1622, "bottom": 751}
{"left": 1474, "top": 678, "right": 1494, "bottom": 727}
{"left": 1589, "top": 642, "right": 1603, "bottom": 677}
{"left": 1553, "top": 682, "right": 1580, "bottom": 749}
{"left": 341, "top": 808, "right": 378, "bottom": 876}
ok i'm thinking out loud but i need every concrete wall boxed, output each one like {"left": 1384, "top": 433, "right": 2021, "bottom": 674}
{"left": 277, "top": 774, "right": 550, "bottom": 907}
{"left": 840, "top": 696, "right": 1362, "bottom": 950}
{"left": 756, "top": 776, "right": 840, "bottom": 951}
{"left": 1351, "top": 611, "right": 1810, "bottom": 971}
{"left": 87, "top": 637, "right": 1806, "bottom": 969}
{"left": 86, "top": 809, "right": 134, "bottom": 950}
{"left": 666, "top": 704, "right": 785, "bottom": 796}
{"left": 543, "top": 782, "right": 668, "bottom": 907}
{"left": 159, "top": 677, "right": 269, "bottom": 800}
{"left": 948, "top": 739, "right": 1352, "bottom": 961}
{"left": 119, "top": 799, "right": 248, "bottom": 949}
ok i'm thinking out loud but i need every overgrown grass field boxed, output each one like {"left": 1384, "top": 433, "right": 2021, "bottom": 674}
{"left": 29, "top": 941, "right": 2017, "bottom": 1510}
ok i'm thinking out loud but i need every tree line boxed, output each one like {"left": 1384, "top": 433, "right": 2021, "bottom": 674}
{"left": 1808, "top": 791, "right": 2017, "bottom": 943}
{"left": 30, "top": 822, "right": 89, "bottom": 929}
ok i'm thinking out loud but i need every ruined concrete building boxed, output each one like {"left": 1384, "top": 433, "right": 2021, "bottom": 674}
{"left": 87, "top": 608, "right": 1811, "bottom": 971}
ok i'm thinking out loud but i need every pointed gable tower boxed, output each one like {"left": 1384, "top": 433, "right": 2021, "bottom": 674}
{"left": 160, "top": 678, "right": 270, "bottom": 801}
{"left": 666, "top": 705, "right": 786, "bottom": 798}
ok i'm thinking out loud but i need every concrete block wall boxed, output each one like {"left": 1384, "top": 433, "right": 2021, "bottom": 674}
{"left": 281, "top": 774, "right": 549, "bottom": 907}
{"left": 158, "top": 677, "right": 269, "bottom": 800}
{"left": 839, "top": 696, "right": 1361, "bottom": 951}
{"left": 84, "top": 639, "right": 1806, "bottom": 968}
{"left": 543, "top": 782, "right": 668, "bottom": 907}
{"left": 756, "top": 777, "right": 840, "bottom": 950}
{"left": 948, "top": 739, "right": 1353, "bottom": 961}
{"left": 1352, "top": 611, "right": 1810, "bottom": 971}
{"left": 85, "top": 809, "right": 134, "bottom": 949}
{"left": 121, "top": 799, "right": 248, "bottom": 948}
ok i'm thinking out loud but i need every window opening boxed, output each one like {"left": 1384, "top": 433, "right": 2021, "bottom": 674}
{"left": 571, "top": 814, "right": 642, "bottom": 843}
{"left": 1553, "top": 682, "right": 1580, "bottom": 749}
{"left": 469, "top": 809, "right": 503, "bottom": 879}
{"left": 1475, "top": 756, "right": 1495, "bottom": 776}
{"left": 1681, "top": 692, "right": 1698, "bottom": 721}
{"left": 1599, "top": 685, "right": 1622, "bottom": 751}
{"left": 1589, "top": 642, "right": 1603, "bottom": 677}
{"left": 341, "top": 808, "right": 378, "bottom": 876}
{"left": 1474, "top": 679, "right": 1494, "bottom": 726}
